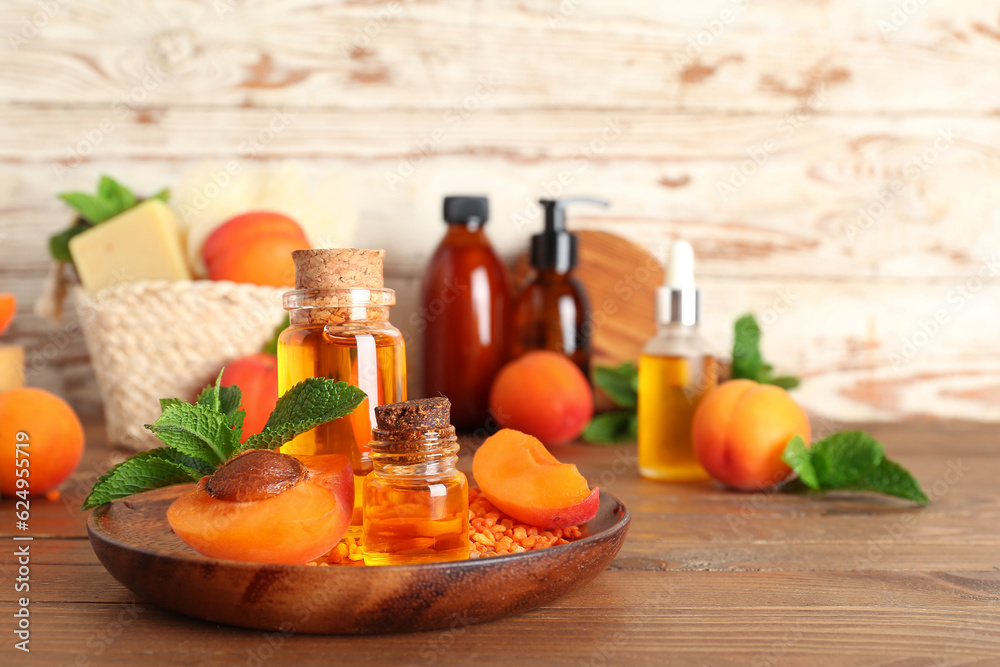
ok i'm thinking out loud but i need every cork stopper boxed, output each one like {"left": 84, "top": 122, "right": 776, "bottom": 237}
{"left": 293, "top": 249, "right": 385, "bottom": 290}
{"left": 375, "top": 397, "right": 452, "bottom": 432}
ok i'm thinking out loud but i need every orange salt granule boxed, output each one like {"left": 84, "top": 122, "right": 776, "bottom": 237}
{"left": 467, "top": 487, "right": 582, "bottom": 558}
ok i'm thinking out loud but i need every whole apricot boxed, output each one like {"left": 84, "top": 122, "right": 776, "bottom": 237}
{"left": 202, "top": 211, "right": 309, "bottom": 287}
{"left": 0, "top": 293, "right": 15, "bottom": 336}
{"left": 489, "top": 351, "right": 593, "bottom": 446}
{"left": 692, "top": 379, "right": 811, "bottom": 490}
{"left": 0, "top": 387, "right": 85, "bottom": 497}
{"left": 221, "top": 353, "right": 278, "bottom": 442}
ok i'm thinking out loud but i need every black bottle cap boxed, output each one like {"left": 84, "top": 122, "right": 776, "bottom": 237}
{"left": 530, "top": 197, "right": 609, "bottom": 273}
{"left": 443, "top": 196, "right": 489, "bottom": 226}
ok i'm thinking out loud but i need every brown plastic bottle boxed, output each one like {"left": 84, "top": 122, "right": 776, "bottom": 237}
{"left": 510, "top": 197, "right": 608, "bottom": 381}
{"left": 420, "top": 196, "right": 512, "bottom": 430}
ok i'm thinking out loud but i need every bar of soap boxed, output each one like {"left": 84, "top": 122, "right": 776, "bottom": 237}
{"left": 0, "top": 344, "right": 25, "bottom": 391}
{"left": 69, "top": 199, "right": 192, "bottom": 294}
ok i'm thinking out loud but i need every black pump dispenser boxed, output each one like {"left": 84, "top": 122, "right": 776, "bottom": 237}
{"left": 531, "top": 197, "right": 609, "bottom": 273}
{"left": 443, "top": 196, "right": 489, "bottom": 227}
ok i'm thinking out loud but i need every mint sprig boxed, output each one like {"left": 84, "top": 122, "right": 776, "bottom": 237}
{"left": 732, "top": 313, "right": 799, "bottom": 389}
{"left": 782, "top": 432, "right": 928, "bottom": 505}
{"left": 583, "top": 410, "right": 637, "bottom": 444}
{"left": 51, "top": 175, "right": 169, "bottom": 264}
{"left": 583, "top": 362, "right": 638, "bottom": 444}
{"left": 82, "top": 374, "right": 366, "bottom": 509}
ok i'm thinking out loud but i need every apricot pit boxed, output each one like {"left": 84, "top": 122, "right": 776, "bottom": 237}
{"left": 204, "top": 450, "right": 304, "bottom": 502}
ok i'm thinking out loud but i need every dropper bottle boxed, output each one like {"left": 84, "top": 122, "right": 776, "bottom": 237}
{"left": 511, "top": 197, "right": 608, "bottom": 380}
{"left": 637, "top": 240, "right": 718, "bottom": 481}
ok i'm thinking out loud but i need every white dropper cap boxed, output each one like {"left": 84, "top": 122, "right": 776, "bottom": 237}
{"left": 657, "top": 240, "right": 699, "bottom": 326}
{"left": 666, "top": 240, "right": 695, "bottom": 289}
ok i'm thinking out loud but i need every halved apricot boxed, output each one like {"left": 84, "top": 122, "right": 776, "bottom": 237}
{"left": 472, "top": 428, "right": 598, "bottom": 529}
{"left": 167, "top": 451, "right": 353, "bottom": 565}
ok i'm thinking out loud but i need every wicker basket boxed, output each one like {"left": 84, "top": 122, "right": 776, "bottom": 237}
{"left": 75, "top": 281, "right": 287, "bottom": 451}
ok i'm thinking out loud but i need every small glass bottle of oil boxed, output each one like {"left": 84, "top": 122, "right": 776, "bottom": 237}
{"left": 279, "top": 249, "right": 406, "bottom": 528}
{"left": 638, "top": 240, "right": 718, "bottom": 481}
{"left": 363, "top": 397, "right": 469, "bottom": 565}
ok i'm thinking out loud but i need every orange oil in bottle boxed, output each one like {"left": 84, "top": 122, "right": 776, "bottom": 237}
{"left": 278, "top": 327, "right": 406, "bottom": 526}
{"left": 362, "top": 474, "right": 469, "bottom": 565}
{"left": 637, "top": 353, "right": 717, "bottom": 481}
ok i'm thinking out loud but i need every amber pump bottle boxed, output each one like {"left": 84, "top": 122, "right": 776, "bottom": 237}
{"left": 278, "top": 248, "right": 407, "bottom": 527}
{"left": 420, "top": 196, "right": 512, "bottom": 429}
{"left": 511, "top": 197, "right": 608, "bottom": 380}
{"left": 637, "top": 241, "right": 718, "bottom": 481}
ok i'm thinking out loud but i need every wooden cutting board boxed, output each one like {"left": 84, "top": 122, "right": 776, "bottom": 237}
{"left": 513, "top": 230, "right": 664, "bottom": 407}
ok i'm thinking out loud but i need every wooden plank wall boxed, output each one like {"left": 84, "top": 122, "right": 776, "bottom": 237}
{"left": 1, "top": 0, "right": 999, "bottom": 422}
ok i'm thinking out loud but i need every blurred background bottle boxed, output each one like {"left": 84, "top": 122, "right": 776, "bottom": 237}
{"left": 510, "top": 197, "right": 608, "bottom": 381}
{"left": 420, "top": 196, "right": 512, "bottom": 430}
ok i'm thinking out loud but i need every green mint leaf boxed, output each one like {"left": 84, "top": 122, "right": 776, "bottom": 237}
{"left": 58, "top": 192, "right": 120, "bottom": 225}
{"left": 82, "top": 448, "right": 202, "bottom": 510}
{"left": 159, "top": 397, "right": 186, "bottom": 411}
{"left": 48, "top": 224, "right": 92, "bottom": 263}
{"left": 228, "top": 408, "right": 246, "bottom": 439}
{"left": 196, "top": 370, "right": 225, "bottom": 413}
{"left": 841, "top": 457, "right": 929, "bottom": 506}
{"left": 730, "top": 313, "right": 801, "bottom": 389}
{"left": 196, "top": 371, "right": 244, "bottom": 438}
{"left": 150, "top": 188, "right": 170, "bottom": 202}
{"left": 780, "top": 430, "right": 928, "bottom": 505}
{"left": 594, "top": 363, "right": 638, "bottom": 409}
{"left": 217, "top": 384, "right": 245, "bottom": 439}
{"left": 782, "top": 435, "right": 819, "bottom": 489}
{"left": 240, "top": 378, "right": 366, "bottom": 453}
{"left": 770, "top": 375, "right": 800, "bottom": 390}
{"left": 146, "top": 403, "right": 238, "bottom": 466}
{"left": 582, "top": 410, "right": 635, "bottom": 444}
{"left": 264, "top": 315, "right": 290, "bottom": 356}
{"left": 218, "top": 384, "right": 242, "bottom": 421}
{"left": 97, "top": 175, "right": 136, "bottom": 214}
{"left": 627, "top": 412, "right": 638, "bottom": 442}
{"left": 810, "top": 431, "right": 883, "bottom": 487}
{"left": 732, "top": 313, "right": 765, "bottom": 382}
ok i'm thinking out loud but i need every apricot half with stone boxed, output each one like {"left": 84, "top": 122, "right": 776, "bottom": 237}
{"left": 167, "top": 450, "right": 353, "bottom": 565}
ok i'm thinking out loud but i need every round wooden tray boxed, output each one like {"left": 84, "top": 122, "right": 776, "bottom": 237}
{"left": 87, "top": 486, "right": 631, "bottom": 634}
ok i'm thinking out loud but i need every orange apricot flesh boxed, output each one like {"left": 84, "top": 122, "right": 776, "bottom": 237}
{"left": 692, "top": 379, "right": 811, "bottom": 491}
{"left": 167, "top": 452, "right": 353, "bottom": 565}
{"left": 0, "top": 293, "right": 15, "bottom": 336}
{"left": 472, "top": 428, "right": 598, "bottom": 529}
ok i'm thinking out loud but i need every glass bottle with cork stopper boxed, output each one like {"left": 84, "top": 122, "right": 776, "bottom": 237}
{"left": 637, "top": 240, "right": 718, "bottom": 481}
{"left": 278, "top": 248, "right": 406, "bottom": 527}
{"left": 362, "top": 397, "right": 469, "bottom": 566}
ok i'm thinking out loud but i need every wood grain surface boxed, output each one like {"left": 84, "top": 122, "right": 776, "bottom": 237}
{"left": 2, "top": 0, "right": 1000, "bottom": 424}
{"left": 1, "top": 419, "right": 997, "bottom": 665}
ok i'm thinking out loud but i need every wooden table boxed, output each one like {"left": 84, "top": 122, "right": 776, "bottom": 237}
{"left": 3, "top": 419, "right": 998, "bottom": 665}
